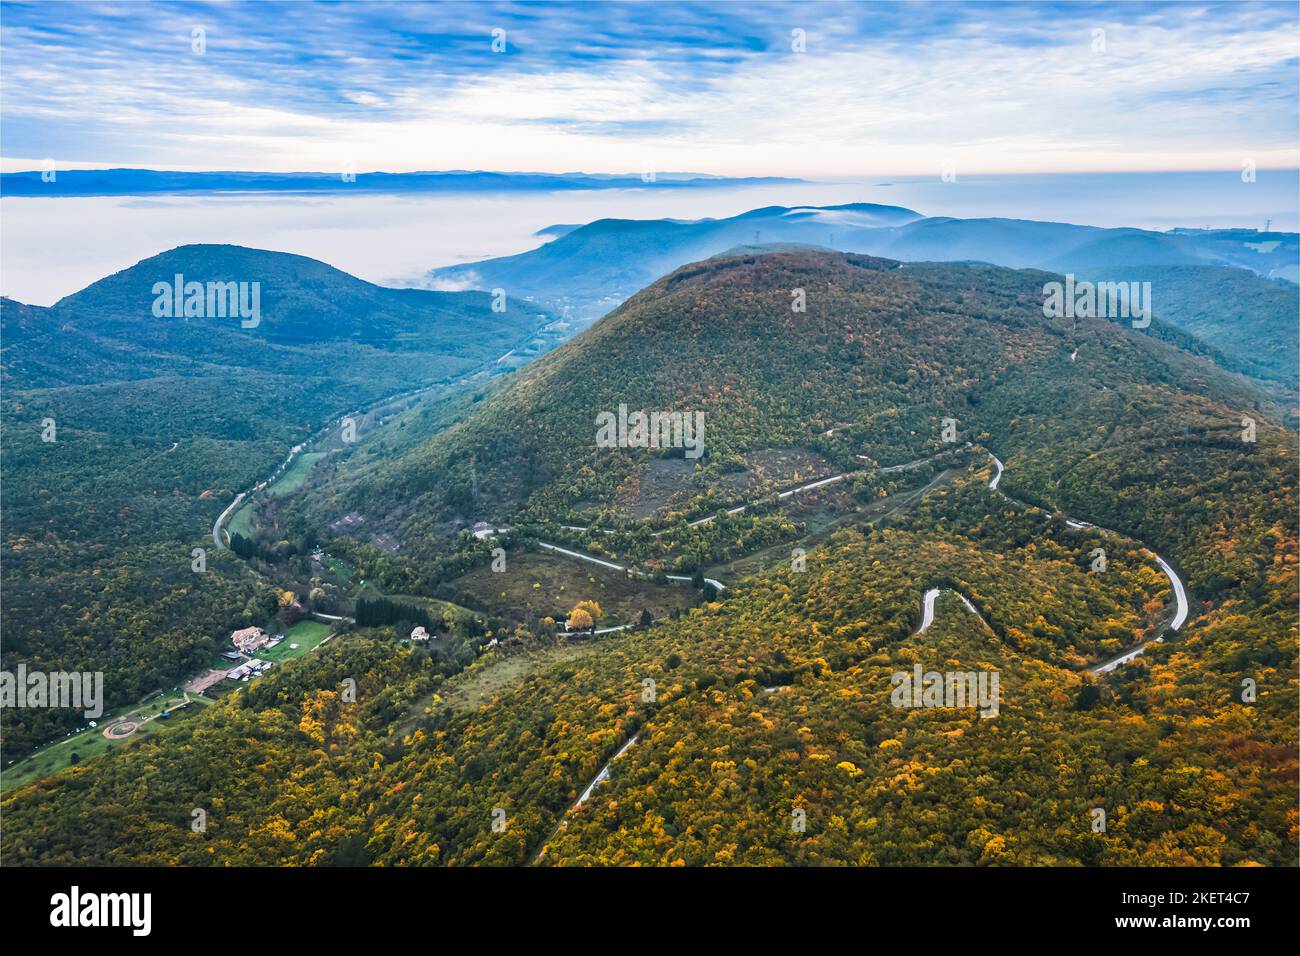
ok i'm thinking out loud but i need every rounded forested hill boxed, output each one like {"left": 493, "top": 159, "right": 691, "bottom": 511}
{"left": 54, "top": 243, "right": 540, "bottom": 353}
{"left": 312, "top": 249, "right": 1285, "bottom": 569}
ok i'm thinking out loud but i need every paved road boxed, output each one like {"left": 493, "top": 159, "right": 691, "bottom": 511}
{"left": 777, "top": 473, "right": 845, "bottom": 498}
{"left": 466, "top": 449, "right": 1188, "bottom": 685}
{"left": 210, "top": 333, "right": 545, "bottom": 551}
{"left": 988, "top": 453, "right": 1005, "bottom": 490}
{"left": 539, "top": 458, "right": 953, "bottom": 600}
{"left": 859, "top": 455, "right": 934, "bottom": 473}
{"left": 655, "top": 470, "right": 856, "bottom": 535}
{"left": 984, "top": 452, "right": 1189, "bottom": 673}
{"left": 537, "top": 542, "right": 628, "bottom": 574}
{"left": 533, "top": 733, "right": 641, "bottom": 864}
{"left": 574, "top": 734, "right": 640, "bottom": 806}
{"left": 212, "top": 492, "right": 246, "bottom": 549}
{"left": 556, "top": 455, "right": 947, "bottom": 545}
{"left": 537, "top": 541, "right": 727, "bottom": 592}
{"left": 1154, "top": 556, "right": 1189, "bottom": 630}
{"left": 532, "top": 447, "right": 1189, "bottom": 862}
{"left": 916, "top": 587, "right": 987, "bottom": 633}
{"left": 213, "top": 441, "right": 312, "bottom": 549}
{"left": 310, "top": 612, "right": 353, "bottom": 624}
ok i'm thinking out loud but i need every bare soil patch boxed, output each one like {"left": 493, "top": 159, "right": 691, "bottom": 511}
{"left": 183, "top": 668, "right": 229, "bottom": 695}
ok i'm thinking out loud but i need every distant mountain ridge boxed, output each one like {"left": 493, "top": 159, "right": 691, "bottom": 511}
{"left": 0, "top": 168, "right": 804, "bottom": 197}
{"left": 427, "top": 203, "right": 1300, "bottom": 386}
{"left": 427, "top": 202, "right": 924, "bottom": 320}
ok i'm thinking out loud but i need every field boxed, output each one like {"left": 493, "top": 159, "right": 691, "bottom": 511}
{"left": 226, "top": 451, "right": 328, "bottom": 540}
{"left": 1, "top": 693, "right": 213, "bottom": 792}
{"left": 255, "top": 619, "right": 333, "bottom": 663}
{"left": 445, "top": 550, "right": 698, "bottom": 626}
{"left": 268, "top": 451, "right": 327, "bottom": 497}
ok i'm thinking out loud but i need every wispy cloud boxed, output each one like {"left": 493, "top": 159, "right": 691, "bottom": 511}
{"left": 1, "top": 0, "right": 1296, "bottom": 175}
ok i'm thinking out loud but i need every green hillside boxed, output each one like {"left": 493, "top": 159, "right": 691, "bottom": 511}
{"left": 1073, "top": 264, "right": 1299, "bottom": 386}
{"left": 308, "top": 252, "right": 1283, "bottom": 562}
{"left": 0, "top": 245, "right": 550, "bottom": 760}
{"left": 3, "top": 250, "right": 1293, "bottom": 867}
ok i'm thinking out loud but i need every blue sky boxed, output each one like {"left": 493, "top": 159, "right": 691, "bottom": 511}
{"left": 1, "top": 0, "right": 1296, "bottom": 176}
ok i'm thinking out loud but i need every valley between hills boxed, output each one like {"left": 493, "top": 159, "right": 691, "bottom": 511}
{"left": 1, "top": 233, "right": 1295, "bottom": 867}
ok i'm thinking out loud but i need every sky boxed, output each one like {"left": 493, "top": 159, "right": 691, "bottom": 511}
{"left": 0, "top": 0, "right": 1297, "bottom": 178}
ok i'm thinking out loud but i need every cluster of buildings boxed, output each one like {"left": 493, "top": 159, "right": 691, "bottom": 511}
{"left": 223, "top": 626, "right": 287, "bottom": 682}
{"left": 226, "top": 658, "right": 274, "bottom": 682}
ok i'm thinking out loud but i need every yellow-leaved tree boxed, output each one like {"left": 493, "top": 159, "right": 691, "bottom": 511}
{"left": 571, "top": 600, "right": 604, "bottom": 624}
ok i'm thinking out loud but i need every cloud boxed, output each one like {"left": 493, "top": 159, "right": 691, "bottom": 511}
{"left": 424, "top": 271, "right": 483, "bottom": 292}
{"left": 1, "top": 0, "right": 1296, "bottom": 175}
{"left": 343, "top": 91, "right": 385, "bottom": 107}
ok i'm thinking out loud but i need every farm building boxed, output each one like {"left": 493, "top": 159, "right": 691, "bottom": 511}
{"left": 230, "top": 626, "right": 269, "bottom": 653}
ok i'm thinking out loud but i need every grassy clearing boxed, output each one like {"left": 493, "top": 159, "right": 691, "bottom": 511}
{"left": 397, "top": 641, "right": 601, "bottom": 736}
{"left": 326, "top": 555, "right": 354, "bottom": 585}
{"left": 268, "top": 451, "right": 326, "bottom": 497}
{"left": 228, "top": 502, "right": 256, "bottom": 538}
{"left": 446, "top": 551, "right": 697, "bottom": 626}
{"left": 2, "top": 693, "right": 213, "bottom": 792}
{"left": 228, "top": 451, "right": 327, "bottom": 538}
{"left": 256, "top": 619, "right": 332, "bottom": 663}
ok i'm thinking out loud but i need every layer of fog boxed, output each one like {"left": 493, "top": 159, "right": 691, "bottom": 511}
{"left": 3, "top": 171, "right": 1294, "bottom": 305}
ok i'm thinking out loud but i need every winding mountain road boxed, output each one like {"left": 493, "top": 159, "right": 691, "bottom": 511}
{"left": 530, "top": 446, "right": 1193, "bottom": 863}
{"left": 495, "top": 447, "right": 1190, "bottom": 682}
{"left": 210, "top": 331, "right": 549, "bottom": 550}
{"left": 213, "top": 492, "right": 247, "bottom": 549}
{"left": 979, "top": 452, "right": 1188, "bottom": 673}
{"left": 916, "top": 587, "right": 988, "bottom": 633}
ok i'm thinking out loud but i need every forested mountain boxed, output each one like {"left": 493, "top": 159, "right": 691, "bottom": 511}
{"left": 4, "top": 249, "right": 1293, "bottom": 866}
{"left": 4, "top": 244, "right": 544, "bottom": 387}
{"left": 322, "top": 252, "right": 1285, "bottom": 554}
{"left": 0, "top": 246, "right": 550, "bottom": 759}
{"left": 428, "top": 205, "right": 1299, "bottom": 388}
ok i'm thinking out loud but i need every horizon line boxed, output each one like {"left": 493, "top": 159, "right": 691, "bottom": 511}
{"left": 3, "top": 164, "right": 1299, "bottom": 179}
